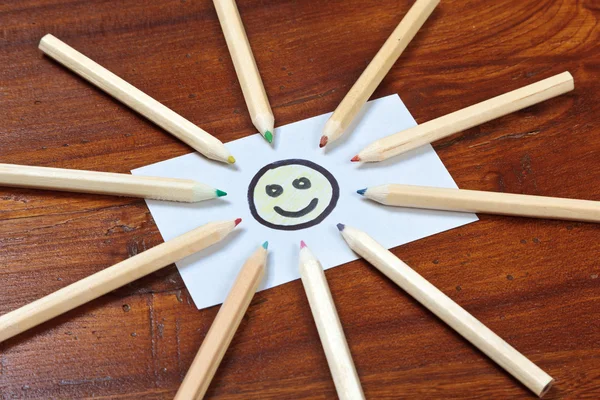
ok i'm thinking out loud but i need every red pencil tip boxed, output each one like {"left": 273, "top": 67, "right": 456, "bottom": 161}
{"left": 351, "top": 155, "right": 360, "bottom": 162}
{"left": 234, "top": 218, "right": 242, "bottom": 227}
{"left": 319, "top": 136, "right": 328, "bottom": 148}
{"left": 300, "top": 240, "right": 307, "bottom": 249}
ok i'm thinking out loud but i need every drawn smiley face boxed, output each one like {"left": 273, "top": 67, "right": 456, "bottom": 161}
{"left": 248, "top": 159, "right": 340, "bottom": 231}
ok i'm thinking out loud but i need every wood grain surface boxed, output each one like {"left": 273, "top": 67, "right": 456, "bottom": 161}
{"left": 1, "top": 0, "right": 599, "bottom": 398}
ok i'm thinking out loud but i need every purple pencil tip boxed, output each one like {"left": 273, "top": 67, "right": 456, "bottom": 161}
{"left": 336, "top": 223, "right": 345, "bottom": 231}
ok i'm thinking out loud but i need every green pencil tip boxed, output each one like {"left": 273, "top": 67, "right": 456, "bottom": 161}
{"left": 264, "top": 130, "right": 273, "bottom": 143}
{"left": 216, "top": 189, "right": 227, "bottom": 197}
{"left": 262, "top": 241, "right": 269, "bottom": 249}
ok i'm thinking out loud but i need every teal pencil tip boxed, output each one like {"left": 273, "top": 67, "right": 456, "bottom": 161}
{"left": 216, "top": 189, "right": 227, "bottom": 197}
{"left": 357, "top": 188, "right": 366, "bottom": 196}
{"left": 264, "top": 130, "right": 273, "bottom": 143}
{"left": 262, "top": 241, "right": 269, "bottom": 250}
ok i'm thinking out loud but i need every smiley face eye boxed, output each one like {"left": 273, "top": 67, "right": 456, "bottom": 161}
{"left": 266, "top": 184, "right": 284, "bottom": 197}
{"left": 292, "top": 177, "right": 311, "bottom": 190}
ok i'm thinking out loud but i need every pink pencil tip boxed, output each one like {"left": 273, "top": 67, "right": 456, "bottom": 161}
{"left": 234, "top": 218, "right": 242, "bottom": 227}
{"left": 351, "top": 155, "right": 360, "bottom": 162}
{"left": 300, "top": 240, "right": 307, "bottom": 249}
{"left": 319, "top": 136, "right": 328, "bottom": 148}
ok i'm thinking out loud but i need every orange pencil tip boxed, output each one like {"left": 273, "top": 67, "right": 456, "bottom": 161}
{"left": 351, "top": 155, "right": 360, "bottom": 162}
{"left": 319, "top": 136, "right": 328, "bottom": 148}
{"left": 234, "top": 218, "right": 242, "bottom": 226}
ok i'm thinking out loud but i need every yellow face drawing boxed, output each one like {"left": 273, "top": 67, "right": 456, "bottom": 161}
{"left": 248, "top": 159, "right": 339, "bottom": 231}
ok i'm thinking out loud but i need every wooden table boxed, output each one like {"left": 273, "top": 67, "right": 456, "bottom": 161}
{"left": 1, "top": 1, "right": 598, "bottom": 398}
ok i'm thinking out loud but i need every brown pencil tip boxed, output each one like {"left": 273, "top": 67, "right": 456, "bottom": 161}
{"left": 234, "top": 218, "right": 242, "bottom": 227}
{"left": 350, "top": 155, "right": 360, "bottom": 162}
{"left": 319, "top": 136, "right": 328, "bottom": 148}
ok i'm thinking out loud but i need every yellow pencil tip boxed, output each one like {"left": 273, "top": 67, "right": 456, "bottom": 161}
{"left": 227, "top": 156, "right": 236, "bottom": 164}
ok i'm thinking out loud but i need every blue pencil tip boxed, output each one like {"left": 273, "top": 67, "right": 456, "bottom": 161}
{"left": 357, "top": 188, "right": 366, "bottom": 196}
{"left": 262, "top": 241, "right": 268, "bottom": 249}
{"left": 336, "top": 223, "right": 345, "bottom": 231}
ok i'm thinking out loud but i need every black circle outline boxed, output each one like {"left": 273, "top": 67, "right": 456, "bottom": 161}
{"left": 247, "top": 159, "right": 340, "bottom": 231}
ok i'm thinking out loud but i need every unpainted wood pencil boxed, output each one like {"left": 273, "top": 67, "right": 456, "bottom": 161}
{"left": 175, "top": 241, "right": 268, "bottom": 400}
{"left": 213, "top": 0, "right": 274, "bottom": 143}
{"left": 352, "top": 72, "right": 574, "bottom": 162}
{"left": 359, "top": 184, "right": 600, "bottom": 223}
{"left": 39, "top": 34, "right": 235, "bottom": 164}
{"left": 299, "top": 241, "right": 365, "bottom": 400}
{"left": 0, "top": 163, "right": 226, "bottom": 202}
{"left": 337, "top": 224, "right": 554, "bottom": 398}
{"left": 320, "top": 0, "right": 439, "bottom": 148}
{"left": 0, "top": 219, "right": 242, "bottom": 344}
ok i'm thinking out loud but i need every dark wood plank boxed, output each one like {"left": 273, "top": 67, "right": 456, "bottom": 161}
{"left": 1, "top": 0, "right": 599, "bottom": 398}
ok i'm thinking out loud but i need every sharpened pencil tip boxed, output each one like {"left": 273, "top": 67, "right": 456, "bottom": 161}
{"left": 300, "top": 240, "right": 307, "bottom": 249}
{"left": 264, "top": 131, "right": 273, "bottom": 143}
{"left": 357, "top": 188, "right": 366, "bottom": 196}
{"left": 319, "top": 136, "right": 328, "bottom": 148}
{"left": 351, "top": 155, "right": 360, "bottom": 162}
{"left": 227, "top": 156, "right": 236, "bottom": 164}
{"left": 234, "top": 218, "right": 242, "bottom": 227}
{"left": 216, "top": 189, "right": 227, "bottom": 197}
{"left": 262, "top": 241, "right": 268, "bottom": 250}
{"left": 336, "top": 223, "right": 345, "bottom": 232}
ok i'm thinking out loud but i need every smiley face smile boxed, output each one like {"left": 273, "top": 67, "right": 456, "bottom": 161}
{"left": 248, "top": 159, "right": 340, "bottom": 231}
{"left": 274, "top": 198, "right": 318, "bottom": 218}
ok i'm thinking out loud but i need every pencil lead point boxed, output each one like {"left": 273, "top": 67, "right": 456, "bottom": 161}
{"left": 336, "top": 223, "right": 345, "bottom": 232}
{"left": 351, "top": 155, "right": 360, "bottom": 162}
{"left": 357, "top": 188, "right": 366, "bottom": 196}
{"left": 227, "top": 156, "right": 236, "bottom": 164}
{"left": 319, "top": 136, "right": 328, "bottom": 148}
{"left": 264, "top": 130, "right": 273, "bottom": 143}
{"left": 234, "top": 218, "right": 242, "bottom": 227}
{"left": 216, "top": 189, "right": 227, "bottom": 197}
{"left": 262, "top": 241, "right": 268, "bottom": 250}
{"left": 300, "top": 240, "right": 307, "bottom": 249}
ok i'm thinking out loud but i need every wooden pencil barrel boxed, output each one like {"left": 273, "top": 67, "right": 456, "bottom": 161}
{"left": 322, "top": 0, "right": 440, "bottom": 145}
{"left": 0, "top": 221, "right": 235, "bottom": 344}
{"left": 175, "top": 246, "right": 266, "bottom": 399}
{"left": 213, "top": 0, "right": 274, "bottom": 138}
{"left": 358, "top": 72, "right": 574, "bottom": 161}
{"left": 371, "top": 184, "right": 600, "bottom": 223}
{"left": 38, "top": 34, "right": 232, "bottom": 163}
{"left": 299, "top": 247, "right": 365, "bottom": 400}
{"left": 375, "top": 248, "right": 553, "bottom": 397}
{"left": 0, "top": 163, "right": 212, "bottom": 202}
{"left": 340, "top": 226, "right": 554, "bottom": 397}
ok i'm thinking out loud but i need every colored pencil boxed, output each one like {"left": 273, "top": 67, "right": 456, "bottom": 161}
{"left": 0, "top": 163, "right": 226, "bottom": 202}
{"left": 213, "top": 0, "right": 274, "bottom": 143}
{"left": 0, "top": 219, "right": 241, "bottom": 344}
{"left": 175, "top": 242, "right": 268, "bottom": 400}
{"left": 320, "top": 0, "right": 439, "bottom": 148}
{"left": 337, "top": 224, "right": 554, "bottom": 397}
{"left": 39, "top": 34, "right": 235, "bottom": 164}
{"left": 359, "top": 184, "right": 600, "bottom": 223}
{"left": 299, "top": 241, "right": 365, "bottom": 400}
{"left": 352, "top": 72, "right": 574, "bottom": 162}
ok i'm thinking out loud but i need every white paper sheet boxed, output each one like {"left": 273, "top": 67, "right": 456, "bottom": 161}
{"left": 132, "top": 95, "right": 478, "bottom": 309}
